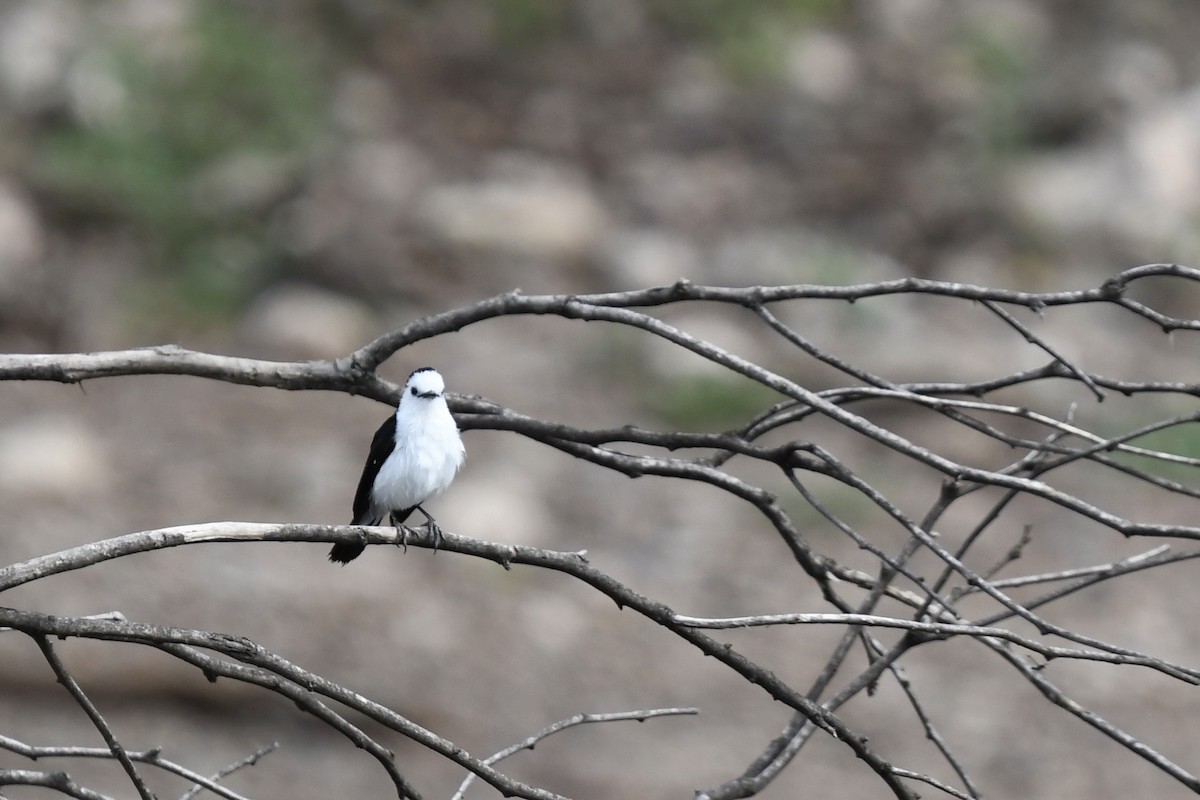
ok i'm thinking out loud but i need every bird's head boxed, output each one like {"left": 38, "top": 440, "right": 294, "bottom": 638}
{"left": 404, "top": 367, "right": 445, "bottom": 401}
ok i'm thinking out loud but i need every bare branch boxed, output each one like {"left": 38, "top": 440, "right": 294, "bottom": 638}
{"left": 6, "top": 608, "right": 547, "bottom": 800}
{"left": 0, "top": 769, "right": 114, "bottom": 800}
{"left": 450, "top": 708, "right": 699, "bottom": 800}
{"left": 981, "top": 299, "right": 1104, "bottom": 400}
{"left": 888, "top": 767, "right": 976, "bottom": 800}
{"left": 672, "top": 611, "right": 1200, "bottom": 682}
{"left": 148, "top": 645, "right": 421, "bottom": 800}
{"left": 0, "top": 522, "right": 917, "bottom": 800}
{"left": 885, "top": 661, "right": 983, "bottom": 799}
{"left": 33, "top": 636, "right": 156, "bottom": 800}
{"left": 6, "top": 266, "right": 1200, "bottom": 798}
{"left": 990, "top": 644, "right": 1200, "bottom": 792}
{"left": 177, "top": 744, "right": 279, "bottom": 800}
{"left": 0, "top": 735, "right": 270, "bottom": 800}
{"left": 985, "top": 545, "right": 1173, "bottom": 589}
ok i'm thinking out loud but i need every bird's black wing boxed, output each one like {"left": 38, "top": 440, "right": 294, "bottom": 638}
{"left": 352, "top": 414, "right": 397, "bottom": 524}
{"left": 330, "top": 414, "right": 397, "bottom": 564}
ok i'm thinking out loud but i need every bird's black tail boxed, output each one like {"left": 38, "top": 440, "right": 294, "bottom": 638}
{"left": 329, "top": 508, "right": 414, "bottom": 564}
{"left": 328, "top": 541, "right": 366, "bottom": 564}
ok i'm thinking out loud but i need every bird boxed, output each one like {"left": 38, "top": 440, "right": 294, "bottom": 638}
{"left": 329, "top": 367, "right": 465, "bottom": 564}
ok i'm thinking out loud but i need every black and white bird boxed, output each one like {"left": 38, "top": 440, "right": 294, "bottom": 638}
{"left": 329, "top": 367, "right": 465, "bottom": 564}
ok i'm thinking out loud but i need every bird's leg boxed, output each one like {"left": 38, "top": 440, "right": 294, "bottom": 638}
{"left": 414, "top": 505, "right": 444, "bottom": 551}
{"left": 389, "top": 511, "right": 409, "bottom": 553}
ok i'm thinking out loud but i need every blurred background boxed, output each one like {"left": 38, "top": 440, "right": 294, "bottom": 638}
{"left": 3, "top": 1, "right": 1200, "bottom": 798}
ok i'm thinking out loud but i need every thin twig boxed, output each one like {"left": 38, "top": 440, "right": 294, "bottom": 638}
{"left": 450, "top": 708, "right": 699, "bottom": 800}
{"left": 889, "top": 767, "right": 976, "bottom": 800}
{"left": 33, "top": 636, "right": 156, "bottom": 800}
{"left": 800, "top": 444, "right": 1200, "bottom": 680}
{"left": 0, "top": 769, "right": 114, "bottom": 800}
{"left": 0, "top": 539, "right": 917, "bottom": 800}
{"left": 671, "top": 611, "right": 1199, "bottom": 682}
{"left": 886, "top": 661, "right": 983, "bottom": 798}
{"left": 985, "top": 545, "right": 1171, "bottom": 589}
{"left": 989, "top": 642, "right": 1200, "bottom": 792}
{"left": 177, "top": 743, "right": 279, "bottom": 800}
{"left": 0, "top": 735, "right": 267, "bottom": 800}
{"left": 146, "top": 644, "right": 421, "bottom": 800}
{"left": 981, "top": 299, "right": 1104, "bottom": 400}
{"left": 4, "top": 265, "right": 1200, "bottom": 799}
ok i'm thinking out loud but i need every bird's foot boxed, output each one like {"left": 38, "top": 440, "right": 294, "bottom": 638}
{"left": 390, "top": 515, "right": 409, "bottom": 553}
{"left": 423, "top": 518, "right": 444, "bottom": 552}
{"left": 413, "top": 505, "right": 445, "bottom": 552}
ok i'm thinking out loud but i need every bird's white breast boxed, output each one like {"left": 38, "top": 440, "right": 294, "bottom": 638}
{"left": 370, "top": 399, "right": 464, "bottom": 513}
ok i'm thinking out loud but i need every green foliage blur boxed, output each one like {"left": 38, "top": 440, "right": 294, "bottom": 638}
{"left": 649, "top": 0, "right": 847, "bottom": 82}
{"left": 647, "top": 372, "right": 784, "bottom": 431}
{"left": 32, "top": 4, "right": 323, "bottom": 322}
{"left": 19, "top": 0, "right": 856, "bottom": 328}
{"left": 479, "top": 0, "right": 848, "bottom": 80}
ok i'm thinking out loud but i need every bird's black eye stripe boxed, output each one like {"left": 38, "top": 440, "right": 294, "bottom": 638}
{"left": 410, "top": 386, "right": 418, "bottom": 396}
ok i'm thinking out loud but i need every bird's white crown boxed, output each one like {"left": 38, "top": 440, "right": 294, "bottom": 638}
{"left": 405, "top": 367, "right": 445, "bottom": 399}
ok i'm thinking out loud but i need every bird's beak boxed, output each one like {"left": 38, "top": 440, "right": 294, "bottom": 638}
{"left": 417, "top": 391, "right": 440, "bottom": 399}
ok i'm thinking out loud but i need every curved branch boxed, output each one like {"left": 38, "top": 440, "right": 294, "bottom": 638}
{"left": 34, "top": 636, "right": 155, "bottom": 800}
{"left": 3, "top": 606, "right": 563, "bottom": 800}
{"left": 0, "top": 522, "right": 916, "bottom": 800}
{"left": 0, "top": 769, "right": 113, "bottom": 800}
{"left": 990, "top": 642, "right": 1200, "bottom": 791}
{"left": 672, "top": 611, "right": 1199, "bottom": 682}
{"left": 148, "top": 643, "right": 421, "bottom": 800}
{"left": 5, "top": 266, "right": 1200, "bottom": 799}
{"left": 0, "top": 735, "right": 273, "bottom": 800}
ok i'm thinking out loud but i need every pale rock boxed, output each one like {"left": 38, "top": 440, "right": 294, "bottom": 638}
{"left": 190, "top": 151, "right": 297, "bottom": 216}
{"left": 1101, "top": 41, "right": 1178, "bottom": 111}
{"left": 599, "top": 228, "right": 700, "bottom": 288}
{"left": 0, "top": 0, "right": 80, "bottom": 111}
{"left": 621, "top": 151, "right": 772, "bottom": 231}
{"left": 0, "top": 181, "right": 44, "bottom": 288}
{"left": 517, "top": 88, "right": 582, "bottom": 153}
{"left": 1004, "top": 146, "right": 1126, "bottom": 238}
{"left": 1007, "top": 84, "right": 1200, "bottom": 251}
{"left": 1124, "top": 87, "right": 1200, "bottom": 241}
{"left": 101, "top": 0, "right": 194, "bottom": 52}
{"left": 449, "top": 467, "right": 554, "bottom": 547}
{"left": 0, "top": 416, "right": 111, "bottom": 498}
{"left": 579, "top": 0, "right": 647, "bottom": 46}
{"left": 959, "top": 0, "right": 1051, "bottom": 55}
{"left": 710, "top": 228, "right": 901, "bottom": 287}
{"left": 517, "top": 592, "right": 592, "bottom": 656}
{"left": 865, "top": 0, "right": 944, "bottom": 44}
{"left": 242, "top": 283, "right": 375, "bottom": 359}
{"left": 65, "top": 50, "right": 128, "bottom": 126}
{"left": 785, "top": 31, "right": 859, "bottom": 103}
{"left": 658, "top": 51, "right": 729, "bottom": 120}
{"left": 346, "top": 138, "right": 434, "bottom": 209}
{"left": 331, "top": 70, "right": 399, "bottom": 137}
{"left": 419, "top": 160, "right": 607, "bottom": 258}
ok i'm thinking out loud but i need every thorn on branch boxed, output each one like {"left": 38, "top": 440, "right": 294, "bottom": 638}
{"left": 498, "top": 546, "right": 516, "bottom": 570}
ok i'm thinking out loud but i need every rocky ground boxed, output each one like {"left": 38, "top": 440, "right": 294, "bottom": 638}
{"left": 3, "top": 2, "right": 1200, "bottom": 799}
